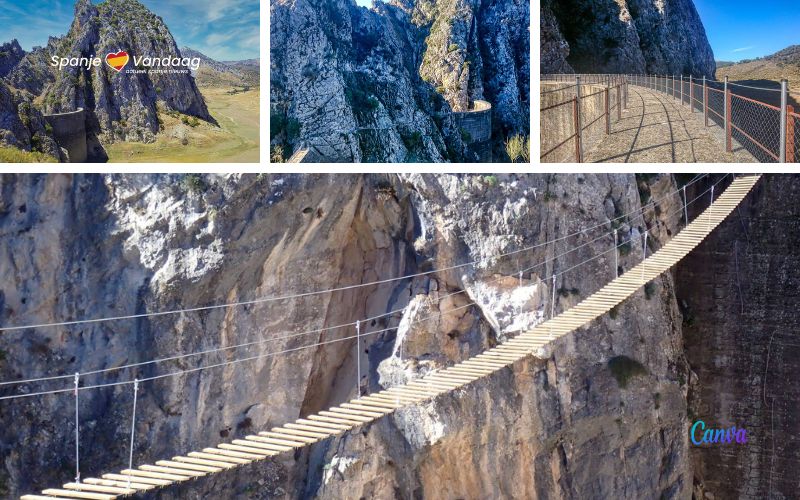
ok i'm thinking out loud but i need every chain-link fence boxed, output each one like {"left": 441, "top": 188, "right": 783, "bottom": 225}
{"left": 626, "top": 74, "right": 797, "bottom": 162}
{"left": 540, "top": 75, "right": 626, "bottom": 162}
{"left": 730, "top": 94, "right": 781, "bottom": 162}
{"left": 791, "top": 109, "right": 799, "bottom": 163}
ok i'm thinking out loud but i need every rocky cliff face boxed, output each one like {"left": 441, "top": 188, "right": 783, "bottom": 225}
{"left": 0, "top": 82, "right": 64, "bottom": 160}
{"left": 541, "top": 0, "right": 716, "bottom": 78}
{"left": 3, "top": 38, "right": 60, "bottom": 96}
{"left": 40, "top": 0, "right": 214, "bottom": 144}
{"left": 677, "top": 175, "right": 800, "bottom": 499}
{"left": 0, "top": 0, "right": 215, "bottom": 159}
{"left": 0, "top": 40, "right": 25, "bottom": 79}
{"left": 0, "top": 174, "right": 701, "bottom": 499}
{"left": 270, "top": 0, "right": 529, "bottom": 162}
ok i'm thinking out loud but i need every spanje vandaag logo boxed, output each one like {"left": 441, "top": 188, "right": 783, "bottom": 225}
{"left": 50, "top": 51, "right": 200, "bottom": 74}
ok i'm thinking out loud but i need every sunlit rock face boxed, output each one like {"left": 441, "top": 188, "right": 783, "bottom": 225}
{"left": 269, "top": 0, "right": 529, "bottom": 162}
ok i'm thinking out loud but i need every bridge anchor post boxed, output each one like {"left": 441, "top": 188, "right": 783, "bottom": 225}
{"left": 703, "top": 76, "right": 708, "bottom": 127}
{"left": 613, "top": 229, "right": 618, "bottom": 278}
{"left": 641, "top": 231, "right": 648, "bottom": 284}
{"left": 787, "top": 104, "right": 795, "bottom": 163}
{"left": 549, "top": 274, "right": 557, "bottom": 339}
{"left": 575, "top": 76, "right": 583, "bottom": 162}
{"left": 355, "top": 320, "right": 361, "bottom": 396}
{"left": 724, "top": 76, "right": 732, "bottom": 152}
{"left": 780, "top": 79, "right": 788, "bottom": 163}
{"left": 74, "top": 372, "right": 80, "bottom": 484}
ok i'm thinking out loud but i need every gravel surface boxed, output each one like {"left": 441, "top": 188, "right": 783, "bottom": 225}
{"left": 584, "top": 86, "right": 757, "bottom": 163}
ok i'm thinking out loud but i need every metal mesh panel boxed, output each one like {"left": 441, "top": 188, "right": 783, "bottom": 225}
{"left": 581, "top": 89, "right": 605, "bottom": 133}
{"left": 730, "top": 94, "right": 781, "bottom": 162}
{"left": 791, "top": 113, "right": 800, "bottom": 163}
{"left": 609, "top": 86, "right": 617, "bottom": 112}
{"left": 540, "top": 98, "right": 577, "bottom": 162}
{"left": 691, "top": 83, "right": 704, "bottom": 113}
{"left": 706, "top": 86, "right": 725, "bottom": 129}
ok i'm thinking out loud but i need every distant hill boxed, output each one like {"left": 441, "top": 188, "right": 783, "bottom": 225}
{"left": 715, "top": 61, "right": 735, "bottom": 69}
{"left": 716, "top": 45, "right": 800, "bottom": 105}
{"left": 181, "top": 47, "right": 259, "bottom": 88}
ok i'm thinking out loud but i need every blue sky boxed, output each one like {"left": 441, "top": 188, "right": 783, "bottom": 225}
{"left": 0, "top": 0, "right": 259, "bottom": 61}
{"left": 694, "top": 0, "right": 800, "bottom": 61}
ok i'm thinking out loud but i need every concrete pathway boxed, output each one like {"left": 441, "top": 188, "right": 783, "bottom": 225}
{"left": 584, "top": 86, "right": 756, "bottom": 163}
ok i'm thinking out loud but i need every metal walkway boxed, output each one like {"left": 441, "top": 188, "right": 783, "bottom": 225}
{"left": 21, "top": 175, "right": 762, "bottom": 500}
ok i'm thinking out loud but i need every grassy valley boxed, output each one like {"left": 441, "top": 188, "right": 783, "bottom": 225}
{"left": 715, "top": 45, "right": 800, "bottom": 107}
{"left": 105, "top": 84, "right": 259, "bottom": 162}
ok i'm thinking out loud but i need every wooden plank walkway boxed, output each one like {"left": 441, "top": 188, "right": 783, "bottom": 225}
{"left": 21, "top": 175, "right": 761, "bottom": 499}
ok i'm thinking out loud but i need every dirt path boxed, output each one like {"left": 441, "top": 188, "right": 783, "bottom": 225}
{"left": 584, "top": 86, "right": 756, "bottom": 163}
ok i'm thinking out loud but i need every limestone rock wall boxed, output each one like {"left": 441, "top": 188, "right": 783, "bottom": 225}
{"left": 541, "top": 0, "right": 716, "bottom": 78}
{"left": 677, "top": 174, "right": 800, "bottom": 499}
{"left": 40, "top": 0, "right": 214, "bottom": 144}
{"left": 0, "top": 174, "right": 697, "bottom": 499}
{"left": 0, "top": 81, "right": 64, "bottom": 160}
{"left": 269, "top": 0, "right": 529, "bottom": 162}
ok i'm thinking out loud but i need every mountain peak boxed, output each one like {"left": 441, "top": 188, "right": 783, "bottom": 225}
{"left": 42, "top": 0, "right": 215, "bottom": 145}
{"left": 0, "top": 39, "right": 26, "bottom": 78}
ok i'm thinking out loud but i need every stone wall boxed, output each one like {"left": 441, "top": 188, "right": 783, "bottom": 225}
{"left": 43, "top": 108, "right": 87, "bottom": 162}
{"left": 452, "top": 100, "right": 492, "bottom": 161}
{"left": 677, "top": 174, "right": 800, "bottom": 499}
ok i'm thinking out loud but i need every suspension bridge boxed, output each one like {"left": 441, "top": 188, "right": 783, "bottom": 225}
{"left": 5, "top": 175, "right": 761, "bottom": 499}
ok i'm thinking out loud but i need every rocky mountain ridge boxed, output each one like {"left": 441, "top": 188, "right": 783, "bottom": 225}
{"left": 0, "top": 39, "right": 25, "bottom": 78}
{"left": 541, "top": 0, "right": 716, "bottom": 77}
{"left": 181, "top": 47, "right": 260, "bottom": 87}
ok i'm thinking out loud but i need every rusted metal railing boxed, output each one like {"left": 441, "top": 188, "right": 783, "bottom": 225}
{"left": 540, "top": 75, "right": 627, "bottom": 162}
{"left": 627, "top": 73, "right": 795, "bottom": 163}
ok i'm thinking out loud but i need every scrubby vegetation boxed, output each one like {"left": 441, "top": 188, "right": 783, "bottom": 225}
{"left": 505, "top": 134, "right": 530, "bottom": 162}
{"left": 182, "top": 174, "right": 206, "bottom": 193}
{"left": 0, "top": 146, "right": 56, "bottom": 163}
{"left": 608, "top": 355, "right": 648, "bottom": 388}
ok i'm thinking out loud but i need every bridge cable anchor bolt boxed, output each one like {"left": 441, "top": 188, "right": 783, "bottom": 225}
{"left": 74, "top": 372, "right": 80, "bottom": 484}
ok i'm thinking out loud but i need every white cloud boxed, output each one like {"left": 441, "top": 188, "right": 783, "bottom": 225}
{"left": 732, "top": 46, "right": 754, "bottom": 53}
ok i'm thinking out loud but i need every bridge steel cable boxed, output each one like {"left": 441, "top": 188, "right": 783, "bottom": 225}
{"left": 18, "top": 174, "right": 761, "bottom": 500}
{"left": 0, "top": 175, "right": 725, "bottom": 402}
{"left": 0, "top": 175, "right": 709, "bottom": 391}
{"left": 0, "top": 174, "right": 709, "bottom": 334}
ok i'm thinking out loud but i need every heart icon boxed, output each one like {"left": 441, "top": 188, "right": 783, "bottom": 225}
{"left": 105, "top": 51, "right": 129, "bottom": 72}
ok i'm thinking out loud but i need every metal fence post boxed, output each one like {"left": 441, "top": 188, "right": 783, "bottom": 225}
{"left": 576, "top": 76, "right": 583, "bottom": 162}
{"left": 605, "top": 86, "right": 610, "bottom": 134}
{"left": 780, "top": 79, "right": 788, "bottom": 163}
{"left": 689, "top": 75, "right": 694, "bottom": 111}
{"left": 617, "top": 84, "right": 622, "bottom": 120}
{"left": 680, "top": 74, "right": 684, "bottom": 104}
{"left": 788, "top": 105, "right": 796, "bottom": 163}
{"left": 703, "top": 76, "right": 708, "bottom": 127}
{"left": 725, "top": 76, "right": 732, "bottom": 152}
